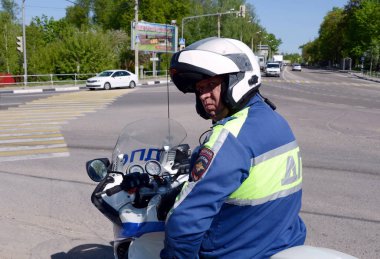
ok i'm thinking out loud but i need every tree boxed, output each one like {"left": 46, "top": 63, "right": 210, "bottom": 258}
{"left": 1, "top": 0, "right": 18, "bottom": 21}
{"left": 300, "top": 0, "right": 380, "bottom": 70}
{"left": 343, "top": 0, "right": 380, "bottom": 69}
{"left": 283, "top": 53, "right": 302, "bottom": 64}
{"left": 1, "top": 0, "right": 283, "bottom": 78}
{"left": 93, "top": 0, "right": 134, "bottom": 31}
{"left": 65, "top": 0, "right": 92, "bottom": 29}
{"left": 301, "top": 40, "right": 321, "bottom": 66}
{"left": 0, "top": 1, "right": 21, "bottom": 74}
{"left": 52, "top": 29, "right": 119, "bottom": 75}
{"left": 269, "top": 33, "right": 282, "bottom": 54}
{"left": 31, "top": 15, "right": 70, "bottom": 44}
{"left": 318, "top": 7, "right": 345, "bottom": 66}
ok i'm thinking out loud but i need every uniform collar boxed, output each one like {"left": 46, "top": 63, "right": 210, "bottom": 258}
{"left": 212, "top": 93, "right": 262, "bottom": 127}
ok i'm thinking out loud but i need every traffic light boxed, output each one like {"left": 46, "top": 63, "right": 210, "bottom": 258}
{"left": 16, "top": 36, "right": 23, "bottom": 52}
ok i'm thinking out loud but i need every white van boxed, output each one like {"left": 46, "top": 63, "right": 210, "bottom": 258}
{"left": 265, "top": 62, "right": 281, "bottom": 77}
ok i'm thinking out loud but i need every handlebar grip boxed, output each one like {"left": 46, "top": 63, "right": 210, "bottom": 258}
{"left": 105, "top": 185, "right": 122, "bottom": 196}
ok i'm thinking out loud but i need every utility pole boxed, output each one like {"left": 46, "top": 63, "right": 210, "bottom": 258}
{"left": 134, "top": 0, "right": 139, "bottom": 80}
{"left": 22, "top": 0, "right": 27, "bottom": 86}
{"left": 217, "top": 14, "right": 222, "bottom": 38}
{"left": 4, "top": 25, "right": 9, "bottom": 73}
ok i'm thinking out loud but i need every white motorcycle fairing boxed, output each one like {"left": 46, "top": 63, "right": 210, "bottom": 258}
{"left": 87, "top": 118, "right": 190, "bottom": 259}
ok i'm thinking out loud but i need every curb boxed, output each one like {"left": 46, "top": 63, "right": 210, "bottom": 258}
{"left": 0, "top": 79, "right": 171, "bottom": 95}
{"left": 140, "top": 79, "right": 171, "bottom": 85}
{"left": 349, "top": 73, "right": 380, "bottom": 83}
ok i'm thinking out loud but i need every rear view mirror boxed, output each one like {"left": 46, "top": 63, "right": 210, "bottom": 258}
{"left": 86, "top": 158, "right": 110, "bottom": 182}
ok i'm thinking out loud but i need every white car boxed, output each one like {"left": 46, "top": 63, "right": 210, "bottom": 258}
{"left": 86, "top": 70, "right": 138, "bottom": 90}
{"left": 292, "top": 63, "right": 302, "bottom": 72}
{"left": 265, "top": 63, "right": 281, "bottom": 77}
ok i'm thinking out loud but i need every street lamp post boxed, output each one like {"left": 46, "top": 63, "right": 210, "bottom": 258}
{"left": 22, "top": 0, "right": 27, "bottom": 86}
{"left": 134, "top": 0, "right": 139, "bottom": 80}
{"left": 253, "top": 30, "right": 261, "bottom": 52}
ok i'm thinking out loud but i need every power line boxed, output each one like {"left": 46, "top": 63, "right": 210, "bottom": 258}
{"left": 26, "top": 5, "right": 67, "bottom": 10}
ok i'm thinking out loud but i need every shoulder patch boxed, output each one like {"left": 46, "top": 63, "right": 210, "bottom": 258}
{"left": 191, "top": 148, "right": 214, "bottom": 181}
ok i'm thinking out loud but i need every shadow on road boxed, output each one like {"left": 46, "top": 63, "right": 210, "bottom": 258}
{"left": 306, "top": 70, "right": 336, "bottom": 74}
{"left": 51, "top": 243, "right": 113, "bottom": 259}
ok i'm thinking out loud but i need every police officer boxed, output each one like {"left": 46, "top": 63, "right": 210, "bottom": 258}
{"left": 161, "top": 37, "right": 306, "bottom": 258}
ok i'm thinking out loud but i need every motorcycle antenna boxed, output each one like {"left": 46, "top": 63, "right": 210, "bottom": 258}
{"left": 164, "top": 22, "right": 173, "bottom": 145}
{"left": 165, "top": 23, "right": 171, "bottom": 120}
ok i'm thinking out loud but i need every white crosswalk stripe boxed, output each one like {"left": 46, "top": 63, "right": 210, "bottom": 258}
{"left": 0, "top": 90, "right": 133, "bottom": 162}
{"left": 261, "top": 78, "right": 376, "bottom": 87}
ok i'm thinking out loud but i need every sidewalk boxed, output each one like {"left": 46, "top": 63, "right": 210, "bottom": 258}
{"left": 348, "top": 72, "right": 380, "bottom": 83}
{"left": 0, "top": 77, "right": 171, "bottom": 94}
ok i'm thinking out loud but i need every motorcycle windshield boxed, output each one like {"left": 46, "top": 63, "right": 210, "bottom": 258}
{"left": 111, "top": 118, "right": 187, "bottom": 172}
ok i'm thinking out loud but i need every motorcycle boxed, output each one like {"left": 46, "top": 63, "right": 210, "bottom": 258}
{"left": 86, "top": 118, "right": 191, "bottom": 258}
{"left": 86, "top": 117, "right": 358, "bottom": 259}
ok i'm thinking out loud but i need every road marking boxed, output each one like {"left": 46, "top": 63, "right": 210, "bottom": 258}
{"left": 0, "top": 143, "right": 67, "bottom": 152}
{"left": 0, "top": 152, "right": 70, "bottom": 162}
{"left": 262, "top": 77, "right": 377, "bottom": 88}
{"left": 0, "top": 89, "right": 133, "bottom": 161}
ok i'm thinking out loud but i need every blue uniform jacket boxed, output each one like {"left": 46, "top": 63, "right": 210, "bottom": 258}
{"left": 161, "top": 94, "right": 306, "bottom": 259}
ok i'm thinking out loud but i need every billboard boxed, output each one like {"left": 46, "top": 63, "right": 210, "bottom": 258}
{"left": 131, "top": 21, "right": 178, "bottom": 53}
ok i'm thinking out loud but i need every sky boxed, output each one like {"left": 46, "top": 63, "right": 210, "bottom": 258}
{"left": 21, "top": 0, "right": 70, "bottom": 22}
{"left": 17, "top": 0, "right": 348, "bottom": 54}
{"left": 249, "top": 0, "right": 348, "bottom": 54}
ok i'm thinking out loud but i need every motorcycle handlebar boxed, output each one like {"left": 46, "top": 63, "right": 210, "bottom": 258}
{"left": 105, "top": 185, "right": 123, "bottom": 196}
{"left": 104, "top": 167, "right": 186, "bottom": 197}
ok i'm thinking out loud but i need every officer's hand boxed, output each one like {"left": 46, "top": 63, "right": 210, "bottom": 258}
{"left": 156, "top": 182, "right": 185, "bottom": 221}
{"left": 120, "top": 172, "right": 149, "bottom": 191}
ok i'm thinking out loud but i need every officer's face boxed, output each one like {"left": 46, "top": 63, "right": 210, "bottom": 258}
{"left": 196, "top": 76, "right": 229, "bottom": 121}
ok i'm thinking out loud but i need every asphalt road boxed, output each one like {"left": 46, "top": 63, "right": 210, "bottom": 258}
{"left": 0, "top": 67, "right": 379, "bottom": 258}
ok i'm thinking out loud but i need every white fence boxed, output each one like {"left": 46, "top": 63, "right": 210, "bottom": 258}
{"left": 0, "top": 73, "right": 96, "bottom": 87}
{"left": 142, "top": 70, "right": 169, "bottom": 78}
{"left": 0, "top": 71, "right": 169, "bottom": 88}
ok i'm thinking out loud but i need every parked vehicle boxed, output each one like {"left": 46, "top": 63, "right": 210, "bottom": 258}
{"left": 292, "top": 63, "right": 302, "bottom": 71}
{"left": 86, "top": 70, "right": 138, "bottom": 90}
{"left": 272, "top": 54, "right": 283, "bottom": 64}
{"left": 265, "top": 62, "right": 281, "bottom": 77}
{"left": 257, "top": 55, "right": 266, "bottom": 71}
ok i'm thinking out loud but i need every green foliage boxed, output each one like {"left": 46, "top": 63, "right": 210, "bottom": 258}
{"left": 1, "top": 0, "right": 18, "bottom": 21}
{"left": 318, "top": 8, "right": 344, "bottom": 64}
{"left": 302, "top": 0, "right": 380, "bottom": 70}
{"left": 65, "top": 0, "right": 92, "bottom": 29}
{"left": 52, "top": 29, "right": 118, "bottom": 75}
{"left": 93, "top": 0, "right": 134, "bottom": 31}
{"left": 31, "top": 15, "right": 67, "bottom": 44}
{"left": 0, "top": 0, "right": 284, "bottom": 76}
{"left": 0, "top": 11, "right": 21, "bottom": 74}
{"left": 283, "top": 53, "right": 302, "bottom": 64}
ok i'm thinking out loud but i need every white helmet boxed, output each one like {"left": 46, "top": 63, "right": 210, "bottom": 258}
{"left": 170, "top": 37, "right": 261, "bottom": 119}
